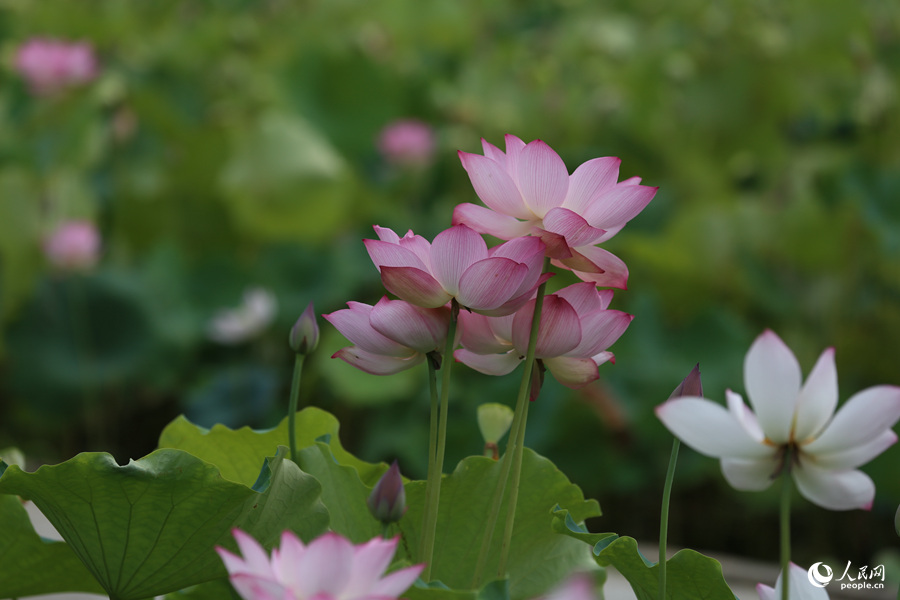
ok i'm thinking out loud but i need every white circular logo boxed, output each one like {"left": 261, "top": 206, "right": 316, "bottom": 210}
{"left": 807, "top": 562, "right": 833, "bottom": 588}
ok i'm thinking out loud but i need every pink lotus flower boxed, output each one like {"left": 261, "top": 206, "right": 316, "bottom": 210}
{"left": 454, "top": 282, "right": 632, "bottom": 389}
{"left": 364, "top": 224, "right": 548, "bottom": 316}
{"left": 538, "top": 573, "right": 598, "bottom": 600}
{"left": 656, "top": 330, "right": 900, "bottom": 510}
{"left": 325, "top": 297, "right": 451, "bottom": 375}
{"left": 14, "top": 37, "right": 98, "bottom": 96}
{"left": 377, "top": 119, "right": 436, "bottom": 168}
{"left": 757, "top": 563, "right": 829, "bottom": 600}
{"left": 454, "top": 135, "right": 657, "bottom": 289}
{"left": 217, "top": 529, "right": 423, "bottom": 600}
{"left": 43, "top": 220, "right": 101, "bottom": 271}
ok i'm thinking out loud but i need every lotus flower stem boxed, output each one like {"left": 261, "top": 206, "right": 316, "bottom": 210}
{"left": 496, "top": 272, "right": 547, "bottom": 578}
{"left": 420, "top": 300, "right": 459, "bottom": 580}
{"left": 659, "top": 437, "right": 680, "bottom": 600}
{"left": 780, "top": 454, "right": 793, "bottom": 600}
{"left": 471, "top": 259, "right": 549, "bottom": 586}
{"left": 287, "top": 354, "right": 306, "bottom": 464}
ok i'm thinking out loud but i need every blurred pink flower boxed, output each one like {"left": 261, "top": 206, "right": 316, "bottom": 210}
{"left": 217, "top": 529, "right": 423, "bottom": 600}
{"left": 364, "top": 224, "right": 548, "bottom": 316}
{"left": 43, "top": 220, "right": 101, "bottom": 271}
{"left": 377, "top": 119, "right": 436, "bottom": 168}
{"left": 537, "top": 573, "right": 598, "bottom": 600}
{"left": 14, "top": 37, "right": 98, "bottom": 96}
{"left": 454, "top": 134, "right": 656, "bottom": 289}
{"left": 757, "top": 563, "right": 829, "bottom": 600}
{"left": 656, "top": 329, "right": 900, "bottom": 510}
{"left": 455, "top": 282, "right": 632, "bottom": 388}
{"left": 325, "top": 297, "right": 451, "bottom": 375}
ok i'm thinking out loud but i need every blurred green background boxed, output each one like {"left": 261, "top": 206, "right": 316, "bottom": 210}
{"left": 1, "top": 0, "right": 899, "bottom": 573}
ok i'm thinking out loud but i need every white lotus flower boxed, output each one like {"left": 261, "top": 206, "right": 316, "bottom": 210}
{"left": 757, "top": 563, "right": 829, "bottom": 600}
{"left": 656, "top": 330, "right": 900, "bottom": 510}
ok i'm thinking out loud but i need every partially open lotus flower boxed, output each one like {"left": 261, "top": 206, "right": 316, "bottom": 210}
{"left": 325, "top": 297, "right": 451, "bottom": 375}
{"left": 217, "top": 529, "right": 423, "bottom": 600}
{"left": 656, "top": 329, "right": 900, "bottom": 511}
{"left": 454, "top": 134, "right": 656, "bottom": 289}
{"left": 364, "top": 224, "right": 548, "bottom": 316}
{"left": 455, "top": 282, "right": 632, "bottom": 389}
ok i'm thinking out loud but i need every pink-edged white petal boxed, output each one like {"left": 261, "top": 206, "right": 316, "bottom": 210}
{"left": 792, "top": 461, "right": 875, "bottom": 511}
{"left": 721, "top": 457, "right": 778, "bottom": 492}
{"left": 272, "top": 530, "right": 307, "bottom": 584}
{"left": 566, "top": 310, "right": 632, "bottom": 358}
{"left": 554, "top": 245, "right": 629, "bottom": 289}
{"left": 512, "top": 295, "right": 581, "bottom": 358}
{"left": 231, "top": 529, "right": 277, "bottom": 576}
{"left": 655, "top": 397, "right": 773, "bottom": 459}
{"left": 793, "top": 347, "right": 838, "bottom": 442}
{"left": 452, "top": 203, "right": 533, "bottom": 240}
{"left": 229, "top": 573, "right": 288, "bottom": 600}
{"left": 743, "top": 330, "right": 802, "bottom": 444}
{"left": 543, "top": 573, "right": 597, "bottom": 600}
{"left": 757, "top": 563, "right": 830, "bottom": 600}
{"left": 369, "top": 297, "right": 449, "bottom": 353}
{"left": 803, "top": 385, "right": 900, "bottom": 456}
{"left": 562, "top": 156, "right": 622, "bottom": 215}
{"left": 456, "top": 257, "right": 528, "bottom": 311}
{"left": 582, "top": 183, "right": 657, "bottom": 230}
{"left": 458, "top": 310, "right": 511, "bottom": 354}
{"left": 726, "top": 389, "right": 766, "bottom": 443}
{"left": 458, "top": 151, "right": 533, "bottom": 220}
{"left": 369, "top": 564, "right": 425, "bottom": 597}
{"left": 332, "top": 347, "right": 424, "bottom": 375}
{"left": 380, "top": 266, "right": 452, "bottom": 308}
{"left": 809, "top": 429, "right": 897, "bottom": 470}
{"left": 515, "top": 140, "right": 569, "bottom": 218}
{"left": 341, "top": 537, "right": 400, "bottom": 596}
{"left": 430, "top": 224, "right": 489, "bottom": 295}
{"left": 292, "top": 533, "right": 354, "bottom": 598}
{"left": 541, "top": 207, "right": 607, "bottom": 248}
{"left": 543, "top": 356, "right": 601, "bottom": 389}
{"left": 455, "top": 348, "right": 522, "bottom": 376}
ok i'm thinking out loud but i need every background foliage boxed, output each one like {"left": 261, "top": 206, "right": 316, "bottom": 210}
{"left": 1, "top": 0, "right": 899, "bottom": 573}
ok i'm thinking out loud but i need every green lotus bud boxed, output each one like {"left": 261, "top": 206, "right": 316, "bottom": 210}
{"left": 477, "top": 403, "right": 515, "bottom": 459}
{"left": 289, "top": 302, "right": 319, "bottom": 355}
{"left": 367, "top": 461, "right": 406, "bottom": 524}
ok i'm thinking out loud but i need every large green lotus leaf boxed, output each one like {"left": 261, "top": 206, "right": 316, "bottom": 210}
{"left": 551, "top": 507, "right": 735, "bottom": 600}
{"left": 158, "top": 406, "right": 388, "bottom": 487}
{"left": 0, "top": 493, "right": 106, "bottom": 597}
{"left": 400, "top": 450, "right": 602, "bottom": 600}
{"left": 0, "top": 447, "right": 328, "bottom": 600}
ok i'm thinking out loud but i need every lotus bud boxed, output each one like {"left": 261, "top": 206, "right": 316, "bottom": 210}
{"left": 477, "top": 403, "right": 515, "bottom": 459}
{"left": 668, "top": 363, "right": 702, "bottom": 399}
{"left": 367, "top": 460, "right": 406, "bottom": 524}
{"left": 289, "top": 302, "right": 319, "bottom": 355}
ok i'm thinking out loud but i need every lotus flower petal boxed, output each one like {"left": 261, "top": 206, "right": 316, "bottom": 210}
{"left": 744, "top": 330, "right": 802, "bottom": 444}
{"left": 792, "top": 461, "right": 875, "bottom": 511}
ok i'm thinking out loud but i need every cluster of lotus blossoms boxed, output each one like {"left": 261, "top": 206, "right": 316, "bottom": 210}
{"left": 14, "top": 37, "right": 98, "bottom": 96}
{"left": 326, "top": 134, "right": 657, "bottom": 390}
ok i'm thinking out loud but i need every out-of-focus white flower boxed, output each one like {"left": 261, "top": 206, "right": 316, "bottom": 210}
{"left": 208, "top": 287, "right": 277, "bottom": 345}
{"left": 43, "top": 220, "right": 101, "bottom": 271}
{"left": 757, "top": 563, "right": 829, "bottom": 600}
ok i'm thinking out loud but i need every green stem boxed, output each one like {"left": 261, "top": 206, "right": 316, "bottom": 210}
{"left": 420, "top": 300, "right": 459, "bottom": 580}
{"left": 472, "top": 261, "right": 550, "bottom": 586}
{"left": 287, "top": 354, "right": 306, "bottom": 464}
{"left": 659, "top": 438, "right": 680, "bottom": 600}
{"left": 419, "top": 355, "right": 440, "bottom": 565}
{"left": 780, "top": 456, "right": 792, "bottom": 600}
